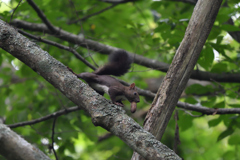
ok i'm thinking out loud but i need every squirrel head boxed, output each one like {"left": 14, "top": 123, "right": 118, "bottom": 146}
{"left": 126, "top": 83, "right": 140, "bottom": 113}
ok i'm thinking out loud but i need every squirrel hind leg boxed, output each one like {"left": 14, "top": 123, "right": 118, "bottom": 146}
{"left": 77, "top": 72, "right": 98, "bottom": 82}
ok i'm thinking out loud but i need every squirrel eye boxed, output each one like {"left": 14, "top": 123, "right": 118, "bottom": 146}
{"left": 134, "top": 92, "right": 137, "bottom": 96}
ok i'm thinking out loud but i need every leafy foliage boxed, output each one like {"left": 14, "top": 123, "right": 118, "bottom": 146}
{"left": 0, "top": 0, "right": 240, "bottom": 159}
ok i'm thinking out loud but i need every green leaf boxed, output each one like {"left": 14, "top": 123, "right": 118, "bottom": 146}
{"left": 217, "top": 128, "right": 234, "bottom": 142}
{"left": 208, "top": 26, "right": 221, "bottom": 40}
{"left": 198, "top": 45, "right": 214, "bottom": 70}
{"left": 0, "top": 53, "right": 2, "bottom": 66}
{"left": 74, "top": 118, "right": 98, "bottom": 142}
{"left": 208, "top": 118, "right": 222, "bottom": 127}
{"left": 20, "top": 65, "right": 36, "bottom": 78}
{"left": 185, "top": 84, "right": 215, "bottom": 95}
{"left": 0, "top": 97, "right": 6, "bottom": 116}
{"left": 222, "top": 116, "right": 236, "bottom": 128}
{"left": 215, "top": 101, "right": 225, "bottom": 108}
{"left": 211, "top": 63, "right": 228, "bottom": 73}
{"left": 228, "top": 104, "right": 240, "bottom": 108}
{"left": 201, "top": 96, "right": 216, "bottom": 107}
{"left": 178, "top": 112, "right": 194, "bottom": 131}
{"left": 222, "top": 151, "right": 235, "bottom": 160}
{"left": 220, "top": 24, "right": 240, "bottom": 32}
{"left": 216, "top": 8, "right": 232, "bottom": 24}
{"left": 151, "top": 1, "right": 162, "bottom": 10}
{"left": 184, "top": 96, "right": 198, "bottom": 104}
{"left": 228, "top": 134, "right": 240, "bottom": 145}
{"left": 216, "top": 36, "right": 224, "bottom": 44}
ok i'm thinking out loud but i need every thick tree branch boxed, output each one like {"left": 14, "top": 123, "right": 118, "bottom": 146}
{"left": 10, "top": 19, "right": 240, "bottom": 83}
{"left": 0, "top": 124, "right": 51, "bottom": 160}
{"left": 0, "top": 19, "right": 181, "bottom": 160}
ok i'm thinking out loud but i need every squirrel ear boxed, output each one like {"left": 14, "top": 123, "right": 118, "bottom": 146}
{"left": 129, "top": 83, "right": 135, "bottom": 89}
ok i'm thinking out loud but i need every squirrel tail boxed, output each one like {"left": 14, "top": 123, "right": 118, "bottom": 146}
{"left": 94, "top": 50, "right": 133, "bottom": 76}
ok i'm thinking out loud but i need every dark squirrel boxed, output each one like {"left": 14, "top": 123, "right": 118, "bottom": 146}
{"left": 69, "top": 50, "right": 140, "bottom": 113}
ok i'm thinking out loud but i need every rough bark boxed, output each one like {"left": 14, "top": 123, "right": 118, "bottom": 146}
{"left": 132, "top": 0, "right": 223, "bottom": 159}
{"left": 0, "top": 20, "right": 181, "bottom": 160}
{"left": 0, "top": 124, "right": 51, "bottom": 160}
{"left": 10, "top": 19, "right": 240, "bottom": 83}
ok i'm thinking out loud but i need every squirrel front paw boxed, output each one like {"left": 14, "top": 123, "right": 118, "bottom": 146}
{"left": 113, "top": 102, "right": 124, "bottom": 107}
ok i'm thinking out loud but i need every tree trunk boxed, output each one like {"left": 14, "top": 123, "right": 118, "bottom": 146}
{"left": 132, "top": 0, "right": 223, "bottom": 159}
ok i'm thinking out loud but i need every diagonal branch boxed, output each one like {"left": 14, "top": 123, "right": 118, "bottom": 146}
{"left": 10, "top": 19, "right": 240, "bottom": 83}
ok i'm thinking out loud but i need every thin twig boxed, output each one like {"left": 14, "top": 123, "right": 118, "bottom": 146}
{"left": 99, "top": 0, "right": 136, "bottom": 3}
{"left": 10, "top": 0, "right": 22, "bottom": 23}
{"left": 166, "top": 0, "right": 197, "bottom": 5}
{"left": 177, "top": 102, "right": 240, "bottom": 115}
{"left": 68, "top": 3, "right": 118, "bottom": 24}
{"left": 68, "top": 0, "right": 81, "bottom": 19}
{"left": 68, "top": 0, "right": 84, "bottom": 34}
{"left": 26, "top": 0, "right": 58, "bottom": 34}
{"left": 177, "top": 108, "right": 204, "bottom": 117}
{"left": 17, "top": 29, "right": 96, "bottom": 70}
{"left": 51, "top": 117, "right": 58, "bottom": 160}
{"left": 173, "top": 111, "right": 180, "bottom": 153}
{"left": 7, "top": 106, "right": 81, "bottom": 128}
